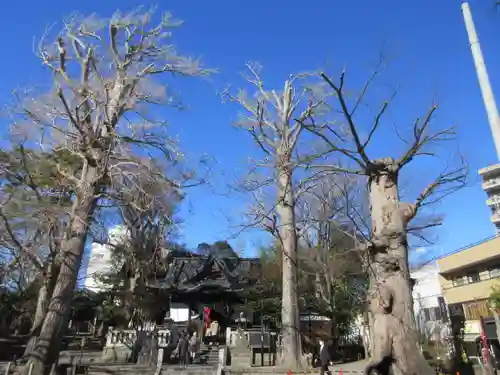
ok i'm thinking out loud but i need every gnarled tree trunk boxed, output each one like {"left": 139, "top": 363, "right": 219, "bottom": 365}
{"left": 365, "top": 159, "right": 434, "bottom": 375}
{"left": 276, "top": 162, "right": 301, "bottom": 368}
{"left": 23, "top": 170, "right": 100, "bottom": 375}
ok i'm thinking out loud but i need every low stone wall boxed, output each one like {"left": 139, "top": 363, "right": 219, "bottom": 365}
{"left": 102, "top": 327, "right": 172, "bottom": 363}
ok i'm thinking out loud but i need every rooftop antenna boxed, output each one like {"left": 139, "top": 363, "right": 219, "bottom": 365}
{"left": 462, "top": 1, "right": 500, "bottom": 160}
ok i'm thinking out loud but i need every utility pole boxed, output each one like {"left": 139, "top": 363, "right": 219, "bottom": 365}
{"left": 462, "top": 1, "right": 500, "bottom": 159}
{"left": 463, "top": 1, "right": 500, "bottom": 233}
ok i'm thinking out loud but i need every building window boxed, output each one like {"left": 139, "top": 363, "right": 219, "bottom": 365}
{"left": 438, "top": 297, "right": 449, "bottom": 322}
{"left": 452, "top": 276, "right": 467, "bottom": 287}
{"left": 467, "top": 273, "right": 481, "bottom": 283}
{"left": 452, "top": 273, "right": 481, "bottom": 287}
{"left": 433, "top": 306, "right": 442, "bottom": 321}
{"left": 423, "top": 308, "right": 431, "bottom": 322}
{"left": 420, "top": 307, "right": 443, "bottom": 322}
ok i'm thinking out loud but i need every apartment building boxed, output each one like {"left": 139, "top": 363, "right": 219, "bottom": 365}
{"left": 480, "top": 165, "right": 500, "bottom": 233}
{"left": 437, "top": 236, "right": 500, "bottom": 341}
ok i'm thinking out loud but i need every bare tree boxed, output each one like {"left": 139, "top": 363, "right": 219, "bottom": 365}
{"left": 7, "top": 9, "right": 210, "bottom": 374}
{"left": 297, "top": 173, "right": 368, "bottom": 345}
{"left": 224, "top": 63, "right": 325, "bottom": 367}
{"left": 104, "top": 174, "right": 182, "bottom": 327}
{"left": 303, "top": 69, "right": 467, "bottom": 375}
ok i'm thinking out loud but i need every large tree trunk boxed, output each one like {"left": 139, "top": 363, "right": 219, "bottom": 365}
{"left": 24, "top": 284, "right": 50, "bottom": 358}
{"left": 23, "top": 168, "right": 100, "bottom": 375}
{"left": 365, "top": 159, "right": 434, "bottom": 375}
{"left": 276, "top": 162, "right": 301, "bottom": 368}
{"left": 24, "top": 263, "right": 60, "bottom": 357}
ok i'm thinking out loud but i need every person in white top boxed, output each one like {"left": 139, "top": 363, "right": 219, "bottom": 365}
{"left": 319, "top": 339, "right": 332, "bottom": 375}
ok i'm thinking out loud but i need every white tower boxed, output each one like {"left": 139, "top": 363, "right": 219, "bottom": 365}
{"left": 463, "top": 2, "right": 500, "bottom": 232}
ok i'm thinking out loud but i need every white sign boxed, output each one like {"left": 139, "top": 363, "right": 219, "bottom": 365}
{"left": 300, "top": 315, "right": 331, "bottom": 322}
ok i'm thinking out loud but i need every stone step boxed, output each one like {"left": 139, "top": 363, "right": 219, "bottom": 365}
{"left": 198, "top": 346, "right": 221, "bottom": 365}
{"left": 161, "top": 365, "right": 217, "bottom": 375}
{"left": 225, "top": 366, "right": 316, "bottom": 374}
{"left": 87, "top": 363, "right": 154, "bottom": 375}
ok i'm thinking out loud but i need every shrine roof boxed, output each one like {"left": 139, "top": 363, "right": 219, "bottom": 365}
{"left": 146, "top": 243, "right": 260, "bottom": 293}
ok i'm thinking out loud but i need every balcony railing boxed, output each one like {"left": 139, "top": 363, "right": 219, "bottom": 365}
{"left": 487, "top": 195, "right": 500, "bottom": 205}
{"left": 449, "top": 269, "right": 500, "bottom": 289}
{"left": 483, "top": 178, "right": 500, "bottom": 190}
{"left": 479, "top": 164, "right": 500, "bottom": 177}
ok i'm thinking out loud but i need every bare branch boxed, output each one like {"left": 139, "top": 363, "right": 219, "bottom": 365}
{"left": 320, "top": 72, "right": 371, "bottom": 166}
{"left": 409, "top": 163, "right": 468, "bottom": 221}
{"left": 396, "top": 105, "right": 456, "bottom": 169}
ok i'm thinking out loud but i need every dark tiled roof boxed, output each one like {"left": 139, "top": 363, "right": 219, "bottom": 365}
{"left": 148, "top": 251, "right": 260, "bottom": 293}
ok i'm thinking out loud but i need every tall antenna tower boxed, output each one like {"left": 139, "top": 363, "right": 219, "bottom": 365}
{"left": 463, "top": 2, "right": 500, "bottom": 232}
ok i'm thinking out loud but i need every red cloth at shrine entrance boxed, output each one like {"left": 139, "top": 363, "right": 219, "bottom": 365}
{"left": 203, "top": 307, "right": 212, "bottom": 328}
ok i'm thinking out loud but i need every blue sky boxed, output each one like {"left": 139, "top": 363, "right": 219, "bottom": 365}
{"left": 2, "top": 0, "right": 500, "bottom": 260}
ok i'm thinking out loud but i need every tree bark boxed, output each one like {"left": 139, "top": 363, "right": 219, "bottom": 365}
{"left": 22, "top": 168, "right": 100, "bottom": 375}
{"left": 24, "top": 285, "right": 50, "bottom": 358}
{"left": 365, "top": 159, "right": 434, "bottom": 375}
{"left": 276, "top": 162, "right": 301, "bottom": 368}
{"left": 24, "top": 263, "right": 59, "bottom": 357}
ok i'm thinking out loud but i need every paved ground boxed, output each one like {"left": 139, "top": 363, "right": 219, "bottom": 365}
{"left": 3, "top": 358, "right": 486, "bottom": 375}
{"left": 326, "top": 361, "right": 489, "bottom": 375}
{"left": 225, "top": 360, "right": 368, "bottom": 374}
{"left": 0, "top": 359, "right": 367, "bottom": 375}
{"left": 329, "top": 360, "right": 367, "bottom": 374}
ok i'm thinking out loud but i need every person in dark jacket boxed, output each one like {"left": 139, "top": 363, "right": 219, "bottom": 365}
{"left": 177, "top": 331, "right": 190, "bottom": 367}
{"left": 319, "top": 339, "right": 332, "bottom": 375}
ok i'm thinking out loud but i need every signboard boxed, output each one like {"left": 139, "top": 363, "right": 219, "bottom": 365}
{"left": 248, "top": 331, "right": 271, "bottom": 348}
{"left": 299, "top": 314, "right": 331, "bottom": 322}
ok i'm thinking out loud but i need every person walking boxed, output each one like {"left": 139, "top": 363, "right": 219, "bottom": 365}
{"left": 177, "top": 331, "right": 190, "bottom": 368}
{"left": 319, "top": 339, "right": 332, "bottom": 375}
{"left": 189, "top": 331, "right": 200, "bottom": 363}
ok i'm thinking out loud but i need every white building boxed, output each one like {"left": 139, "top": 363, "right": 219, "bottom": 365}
{"left": 83, "top": 225, "right": 128, "bottom": 292}
{"left": 479, "top": 165, "right": 500, "bottom": 232}
{"left": 411, "top": 262, "right": 448, "bottom": 340}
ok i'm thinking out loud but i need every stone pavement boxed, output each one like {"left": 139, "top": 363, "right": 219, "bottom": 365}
{"left": 329, "top": 360, "right": 367, "bottom": 374}
{"left": 224, "top": 360, "right": 367, "bottom": 374}
{"left": 0, "top": 360, "right": 367, "bottom": 375}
